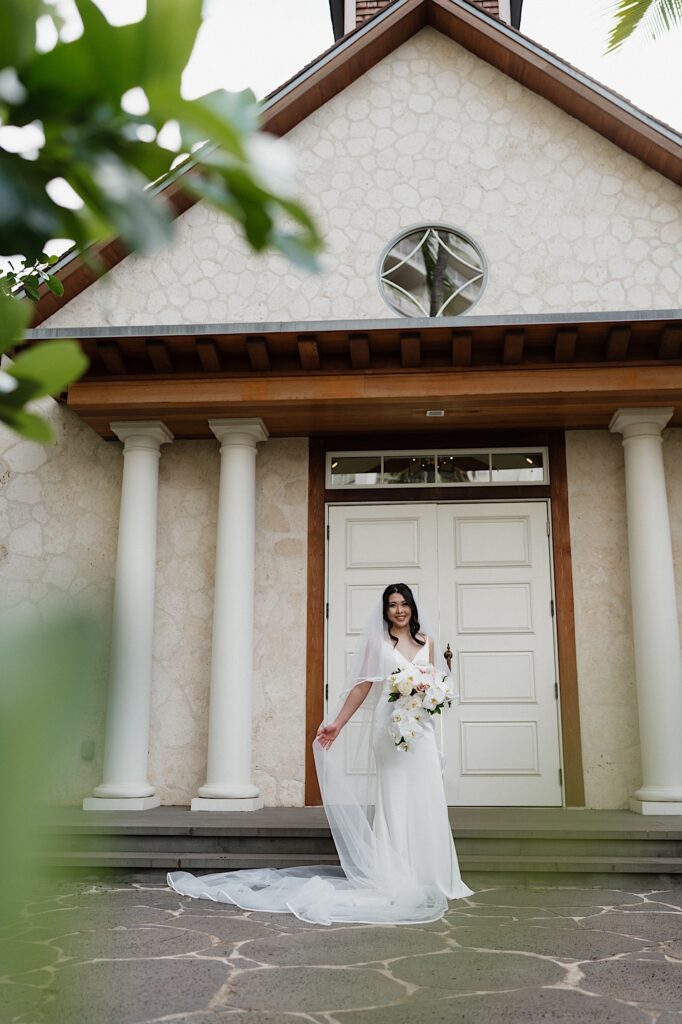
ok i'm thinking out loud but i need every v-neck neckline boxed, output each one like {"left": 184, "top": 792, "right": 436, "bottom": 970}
{"left": 385, "top": 635, "right": 425, "bottom": 665}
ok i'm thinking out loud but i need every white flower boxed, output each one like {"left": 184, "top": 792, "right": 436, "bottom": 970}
{"left": 397, "top": 678, "right": 413, "bottom": 696}
{"left": 421, "top": 686, "right": 446, "bottom": 711}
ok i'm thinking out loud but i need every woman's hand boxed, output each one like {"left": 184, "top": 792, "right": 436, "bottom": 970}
{"left": 315, "top": 721, "right": 341, "bottom": 749}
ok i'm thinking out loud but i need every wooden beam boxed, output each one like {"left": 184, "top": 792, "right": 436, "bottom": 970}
{"left": 196, "top": 339, "right": 221, "bottom": 372}
{"left": 68, "top": 365, "right": 682, "bottom": 438}
{"left": 298, "top": 336, "right": 321, "bottom": 370}
{"left": 503, "top": 330, "right": 524, "bottom": 364}
{"left": 348, "top": 333, "right": 371, "bottom": 369}
{"left": 400, "top": 332, "right": 421, "bottom": 368}
{"left": 606, "top": 327, "right": 630, "bottom": 361}
{"left": 97, "top": 341, "right": 126, "bottom": 375}
{"left": 549, "top": 431, "right": 585, "bottom": 807}
{"left": 554, "top": 328, "right": 577, "bottom": 363}
{"left": 147, "top": 339, "right": 173, "bottom": 374}
{"left": 246, "top": 336, "right": 270, "bottom": 371}
{"left": 658, "top": 327, "right": 682, "bottom": 360}
{"left": 451, "top": 331, "right": 472, "bottom": 366}
{"left": 305, "top": 438, "right": 326, "bottom": 805}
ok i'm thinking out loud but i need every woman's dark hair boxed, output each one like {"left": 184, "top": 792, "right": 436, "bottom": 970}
{"left": 382, "top": 583, "right": 425, "bottom": 649}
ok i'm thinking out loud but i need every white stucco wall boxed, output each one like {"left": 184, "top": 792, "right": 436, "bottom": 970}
{"left": 565, "top": 427, "right": 682, "bottom": 809}
{"left": 42, "top": 27, "right": 681, "bottom": 331}
{"left": 1, "top": 417, "right": 309, "bottom": 807}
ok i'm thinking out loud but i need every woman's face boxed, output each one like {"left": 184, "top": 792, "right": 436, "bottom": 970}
{"left": 386, "top": 592, "right": 412, "bottom": 628}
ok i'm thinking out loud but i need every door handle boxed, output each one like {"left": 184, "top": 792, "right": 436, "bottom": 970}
{"left": 443, "top": 643, "right": 453, "bottom": 671}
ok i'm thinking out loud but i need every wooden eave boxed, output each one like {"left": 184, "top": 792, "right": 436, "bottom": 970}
{"left": 28, "top": 309, "right": 682, "bottom": 437}
{"left": 31, "top": 0, "right": 682, "bottom": 327}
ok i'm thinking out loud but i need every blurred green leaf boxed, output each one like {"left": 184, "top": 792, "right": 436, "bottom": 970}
{"left": 0, "top": 608, "right": 105, "bottom": 927}
{"left": 0, "top": 0, "right": 43, "bottom": 70}
{"left": 0, "top": 0, "right": 322, "bottom": 443}
{"left": 46, "top": 273, "right": 64, "bottom": 296}
{"left": 0, "top": 402, "right": 54, "bottom": 442}
{"left": 0, "top": 288, "right": 31, "bottom": 354}
{"left": 8, "top": 339, "right": 89, "bottom": 397}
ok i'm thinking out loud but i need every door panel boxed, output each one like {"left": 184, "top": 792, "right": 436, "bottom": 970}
{"left": 438, "top": 502, "right": 562, "bottom": 805}
{"left": 326, "top": 505, "right": 439, "bottom": 790}
{"left": 326, "top": 501, "right": 563, "bottom": 806}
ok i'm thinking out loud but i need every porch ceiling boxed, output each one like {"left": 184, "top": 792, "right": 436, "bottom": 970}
{"left": 28, "top": 310, "right": 682, "bottom": 437}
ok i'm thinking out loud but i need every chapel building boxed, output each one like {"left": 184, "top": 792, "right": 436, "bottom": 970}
{"left": 4, "top": 0, "right": 682, "bottom": 822}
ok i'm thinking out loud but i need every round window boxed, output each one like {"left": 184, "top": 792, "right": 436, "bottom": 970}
{"left": 378, "top": 225, "right": 487, "bottom": 318}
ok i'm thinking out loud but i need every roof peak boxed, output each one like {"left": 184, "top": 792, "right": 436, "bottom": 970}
{"left": 33, "top": 0, "right": 681, "bottom": 326}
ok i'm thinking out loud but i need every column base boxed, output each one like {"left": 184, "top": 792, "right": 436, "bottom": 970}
{"left": 191, "top": 796, "right": 264, "bottom": 812}
{"left": 83, "top": 795, "right": 161, "bottom": 811}
{"left": 629, "top": 797, "right": 682, "bottom": 815}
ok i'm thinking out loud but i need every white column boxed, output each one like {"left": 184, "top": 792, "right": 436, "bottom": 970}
{"left": 609, "top": 408, "right": 682, "bottom": 814}
{"left": 84, "top": 421, "right": 173, "bottom": 811}
{"left": 192, "top": 418, "right": 269, "bottom": 811}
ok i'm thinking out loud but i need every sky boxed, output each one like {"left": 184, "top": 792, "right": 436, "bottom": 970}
{"left": 73, "top": 0, "right": 682, "bottom": 129}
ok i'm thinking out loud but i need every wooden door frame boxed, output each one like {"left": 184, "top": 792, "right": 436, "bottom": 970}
{"left": 304, "top": 429, "right": 585, "bottom": 807}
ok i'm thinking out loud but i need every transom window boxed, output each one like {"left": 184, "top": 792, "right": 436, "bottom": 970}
{"left": 327, "top": 449, "right": 548, "bottom": 488}
{"left": 378, "top": 224, "right": 487, "bottom": 318}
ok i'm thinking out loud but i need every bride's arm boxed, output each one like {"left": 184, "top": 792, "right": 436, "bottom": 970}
{"left": 315, "top": 680, "right": 372, "bottom": 748}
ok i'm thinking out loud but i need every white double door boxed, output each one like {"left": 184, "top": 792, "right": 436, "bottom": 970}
{"left": 326, "top": 501, "right": 563, "bottom": 806}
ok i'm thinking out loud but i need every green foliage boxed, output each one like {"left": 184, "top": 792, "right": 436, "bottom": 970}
{"left": 607, "top": 0, "right": 682, "bottom": 51}
{"left": 2, "top": 0, "right": 321, "bottom": 263}
{"left": 0, "top": 0, "right": 322, "bottom": 444}
{"left": 0, "top": 607, "right": 105, "bottom": 933}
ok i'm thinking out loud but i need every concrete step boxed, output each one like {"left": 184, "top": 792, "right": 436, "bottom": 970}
{"left": 37, "top": 851, "right": 342, "bottom": 870}
{"left": 460, "top": 855, "right": 682, "bottom": 873}
{"left": 37, "top": 850, "right": 682, "bottom": 873}
{"left": 44, "top": 833, "right": 682, "bottom": 858}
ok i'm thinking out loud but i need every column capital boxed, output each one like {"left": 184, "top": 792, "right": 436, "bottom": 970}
{"left": 609, "top": 408, "right": 674, "bottom": 440}
{"left": 110, "top": 421, "right": 174, "bottom": 451}
{"left": 209, "top": 418, "right": 269, "bottom": 448}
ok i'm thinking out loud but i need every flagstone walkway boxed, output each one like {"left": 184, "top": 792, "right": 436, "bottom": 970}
{"left": 2, "top": 877, "right": 682, "bottom": 1023}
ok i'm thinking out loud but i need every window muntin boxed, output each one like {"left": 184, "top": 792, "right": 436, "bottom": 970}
{"left": 378, "top": 225, "right": 487, "bottom": 318}
{"left": 326, "top": 449, "right": 548, "bottom": 488}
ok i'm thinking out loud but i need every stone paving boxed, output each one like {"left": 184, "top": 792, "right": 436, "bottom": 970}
{"left": 2, "top": 877, "right": 682, "bottom": 1023}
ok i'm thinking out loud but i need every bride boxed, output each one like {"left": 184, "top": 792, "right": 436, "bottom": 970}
{"left": 167, "top": 583, "right": 473, "bottom": 924}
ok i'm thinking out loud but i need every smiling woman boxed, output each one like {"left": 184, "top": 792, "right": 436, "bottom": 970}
{"left": 168, "top": 584, "right": 473, "bottom": 924}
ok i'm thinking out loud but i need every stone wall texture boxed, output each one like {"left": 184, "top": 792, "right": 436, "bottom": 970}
{"left": 148, "top": 435, "right": 309, "bottom": 808}
{"left": 565, "top": 427, "right": 682, "bottom": 809}
{"left": 0, "top": 402, "right": 120, "bottom": 803}
{"left": 42, "top": 27, "right": 682, "bottom": 331}
{"left": 1, "top": 417, "right": 309, "bottom": 807}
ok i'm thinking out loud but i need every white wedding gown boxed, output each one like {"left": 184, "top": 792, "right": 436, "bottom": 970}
{"left": 167, "top": 637, "right": 473, "bottom": 924}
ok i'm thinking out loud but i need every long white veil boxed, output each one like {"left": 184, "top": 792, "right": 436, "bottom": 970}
{"left": 167, "top": 593, "right": 460, "bottom": 925}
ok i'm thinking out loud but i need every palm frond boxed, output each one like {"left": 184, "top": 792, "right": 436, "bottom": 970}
{"left": 607, "top": 0, "right": 682, "bottom": 52}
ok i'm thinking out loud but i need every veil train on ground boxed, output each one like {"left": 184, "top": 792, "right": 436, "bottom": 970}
{"left": 167, "top": 594, "right": 473, "bottom": 924}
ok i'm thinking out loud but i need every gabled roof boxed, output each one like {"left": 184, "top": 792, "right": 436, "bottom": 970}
{"left": 33, "top": 0, "right": 682, "bottom": 327}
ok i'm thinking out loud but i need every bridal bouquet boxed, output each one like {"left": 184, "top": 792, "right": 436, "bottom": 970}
{"left": 386, "top": 664, "right": 455, "bottom": 752}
